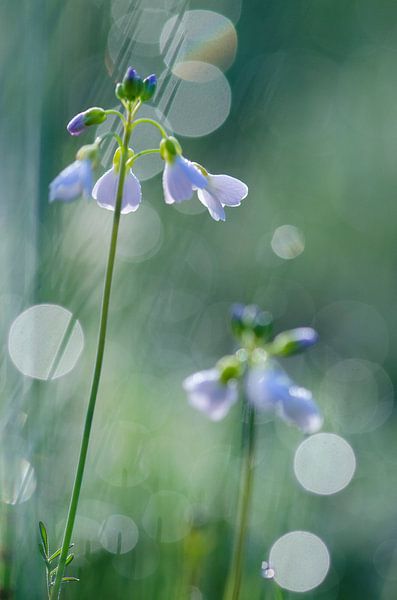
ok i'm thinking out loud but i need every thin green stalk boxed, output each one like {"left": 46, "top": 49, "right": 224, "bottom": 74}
{"left": 224, "top": 404, "right": 257, "bottom": 600}
{"left": 131, "top": 117, "right": 167, "bottom": 138}
{"left": 50, "top": 108, "right": 133, "bottom": 600}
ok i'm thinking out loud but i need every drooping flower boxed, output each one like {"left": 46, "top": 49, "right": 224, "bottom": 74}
{"left": 160, "top": 137, "right": 207, "bottom": 204}
{"left": 196, "top": 173, "right": 248, "bottom": 222}
{"left": 49, "top": 159, "right": 93, "bottom": 203}
{"left": 163, "top": 155, "right": 207, "bottom": 204}
{"left": 67, "top": 107, "right": 107, "bottom": 136}
{"left": 245, "top": 364, "right": 323, "bottom": 434}
{"left": 183, "top": 369, "right": 239, "bottom": 422}
{"left": 92, "top": 168, "right": 141, "bottom": 214}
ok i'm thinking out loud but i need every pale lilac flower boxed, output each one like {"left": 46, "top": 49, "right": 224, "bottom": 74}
{"left": 92, "top": 168, "right": 141, "bottom": 214}
{"left": 245, "top": 364, "right": 322, "bottom": 434}
{"left": 162, "top": 156, "right": 207, "bottom": 205}
{"left": 49, "top": 159, "right": 93, "bottom": 203}
{"left": 196, "top": 173, "right": 248, "bottom": 222}
{"left": 183, "top": 369, "right": 238, "bottom": 422}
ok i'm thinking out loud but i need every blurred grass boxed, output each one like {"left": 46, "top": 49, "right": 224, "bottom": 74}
{"left": 1, "top": 0, "right": 397, "bottom": 598}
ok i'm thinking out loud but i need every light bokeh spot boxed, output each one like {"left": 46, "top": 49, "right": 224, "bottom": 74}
{"left": 99, "top": 514, "right": 139, "bottom": 555}
{"left": 158, "top": 63, "right": 231, "bottom": 137}
{"left": 160, "top": 10, "right": 237, "bottom": 72}
{"left": 271, "top": 225, "right": 305, "bottom": 259}
{"left": 269, "top": 531, "right": 330, "bottom": 592}
{"left": 294, "top": 433, "right": 356, "bottom": 495}
{"left": 8, "top": 304, "right": 84, "bottom": 380}
{"left": 0, "top": 456, "right": 36, "bottom": 505}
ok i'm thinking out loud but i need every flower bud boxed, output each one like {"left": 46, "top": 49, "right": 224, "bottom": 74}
{"left": 230, "top": 304, "right": 273, "bottom": 343}
{"left": 141, "top": 74, "right": 157, "bottom": 102}
{"left": 270, "top": 327, "right": 319, "bottom": 357}
{"left": 115, "top": 82, "right": 126, "bottom": 101}
{"left": 67, "top": 107, "right": 107, "bottom": 136}
{"left": 122, "top": 67, "right": 143, "bottom": 101}
{"left": 160, "top": 136, "right": 182, "bottom": 162}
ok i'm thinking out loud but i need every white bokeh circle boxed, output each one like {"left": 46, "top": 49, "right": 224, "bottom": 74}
{"left": 99, "top": 514, "right": 139, "bottom": 554}
{"left": 269, "top": 531, "right": 330, "bottom": 592}
{"left": 8, "top": 304, "right": 84, "bottom": 380}
{"left": 271, "top": 225, "right": 305, "bottom": 260}
{"left": 294, "top": 433, "right": 356, "bottom": 495}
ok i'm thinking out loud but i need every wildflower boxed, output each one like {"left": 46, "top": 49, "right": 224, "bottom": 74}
{"left": 183, "top": 369, "right": 238, "bottom": 422}
{"left": 49, "top": 159, "right": 93, "bottom": 203}
{"left": 67, "top": 107, "right": 107, "bottom": 136}
{"left": 161, "top": 137, "right": 207, "bottom": 204}
{"left": 196, "top": 173, "right": 248, "bottom": 222}
{"left": 246, "top": 364, "right": 323, "bottom": 434}
{"left": 92, "top": 168, "right": 141, "bottom": 214}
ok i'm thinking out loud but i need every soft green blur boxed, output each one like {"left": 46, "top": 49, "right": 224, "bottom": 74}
{"left": 1, "top": 1, "right": 397, "bottom": 599}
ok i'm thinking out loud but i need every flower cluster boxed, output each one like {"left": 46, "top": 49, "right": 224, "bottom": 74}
{"left": 49, "top": 67, "right": 248, "bottom": 221}
{"left": 183, "top": 305, "right": 322, "bottom": 434}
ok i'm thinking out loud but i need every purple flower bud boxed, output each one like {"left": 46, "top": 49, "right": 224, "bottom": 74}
{"left": 141, "top": 74, "right": 157, "bottom": 102}
{"left": 67, "top": 113, "right": 86, "bottom": 136}
{"left": 67, "top": 107, "right": 107, "bottom": 136}
{"left": 122, "top": 67, "right": 143, "bottom": 101}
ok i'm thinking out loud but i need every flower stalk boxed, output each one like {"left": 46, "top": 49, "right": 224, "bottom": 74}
{"left": 224, "top": 402, "right": 257, "bottom": 600}
{"left": 50, "top": 107, "right": 133, "bottom": 600}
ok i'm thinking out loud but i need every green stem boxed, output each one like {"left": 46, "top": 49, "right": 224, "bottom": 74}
{"left": 224, "top": 404, "right": 257, "bottom": 600}
{"left": 50, "top": 108, "right": 132, "bottom": 600}
{"left": 127, "top": 148, "right": 160, "bottom": 168}
{"left": 105, "top": 108, "right": 127, "bottom": 126}
{"left": 131, "top": 117, "right": 167, "bottom": 138}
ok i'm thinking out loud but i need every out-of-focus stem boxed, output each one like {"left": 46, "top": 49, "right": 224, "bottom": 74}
{"left": 224, "top": 404, "right": 257, "bottom": 600}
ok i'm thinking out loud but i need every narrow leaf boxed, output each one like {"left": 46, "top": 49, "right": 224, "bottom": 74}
{"left": 39, "top": 521, "right": 49, "bottom": 556}
{"left": 49, "top": 543, "right": 74, "bottom": 563}
{"left": 61, "top": 577, "right": 79, "bottom": 583}
{"left": 65, "top": 554, "right": 74, "bottom": 566}
{"left": 39, "top": 544, "right": 50, "bottom": 570}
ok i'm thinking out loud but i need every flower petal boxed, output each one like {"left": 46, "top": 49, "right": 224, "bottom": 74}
{"left": 92, "top": 168, "right": 118, "bottom": 211}
{"left": 121, "top": 171, "right": 142, "bottom": 214}
{"left": 208, "top": 174, "right": 248, "bottom": 207}
{"left": 277, "top": 386, "right": 323, "bottom": 434}
{"left": 93, "top": 168, "right": 141, "bottom": 214}
{"left": 49, "top": 160, "right": 91, "bottom": 203}
{"left": 162, "top": 156, "right": 207, "bottom": 204}
{"left": 197, "top": 189, "right": 225, "bottom": 222}
{"left": 183, "top": 369, "right": 238, "bottom": 421}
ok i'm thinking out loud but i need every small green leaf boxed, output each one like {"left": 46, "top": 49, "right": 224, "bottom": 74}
{"left": 65, "top": 554, "right": 74, "bottom": 566}
{"left": 61, "top": 577, "right": 79, "bottom": 583}
{"left": 49, "top": 543, "right": 74, "bottom": 562}
{"left": 39, "top": 521, "right": 49, "bottom": 556}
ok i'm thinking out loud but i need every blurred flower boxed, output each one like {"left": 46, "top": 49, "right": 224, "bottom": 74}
{"left": 183, "top": 369, "right": 238, "bottom": 422}
{"left": 163, "top": 156, "right": 207, "bottom": 204}
{"left": 246, "top": 364, "right": 322, "bottom": 434}
{"left": 92, "top": 168, "right": 141, "bottom": 214}
{"left": 67, "top": 107, "right": 107, "bottom": 136}
{"left": 197, "top": 174, "right": 248, "bottom": 222}
{"left": 49, "top": 159, "right": 93, "bottom": 203}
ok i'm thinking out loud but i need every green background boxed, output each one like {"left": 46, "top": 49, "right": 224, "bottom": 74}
{"left": 0, "top": 1, "right": 396, "bottom": 598}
